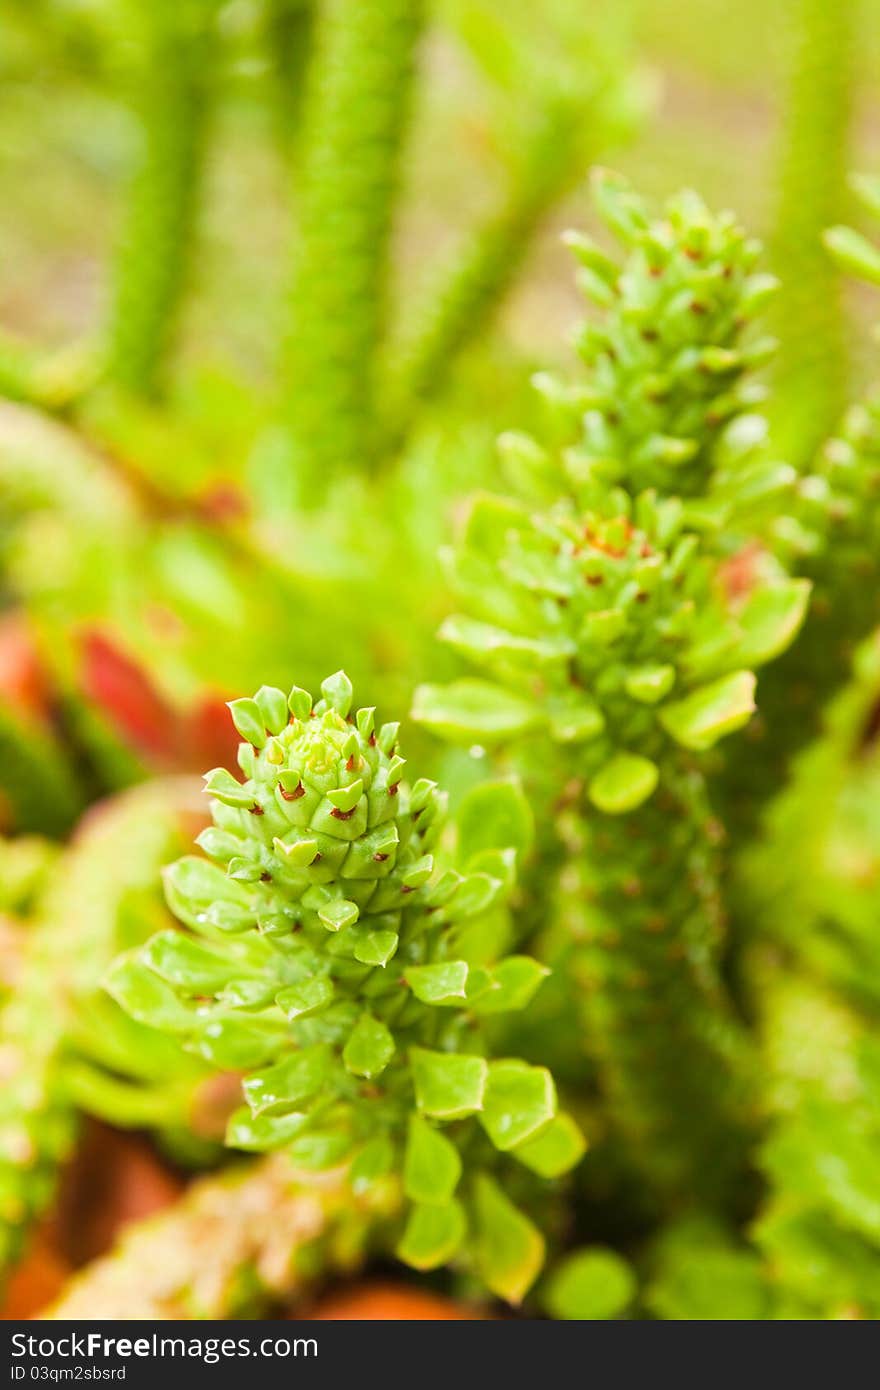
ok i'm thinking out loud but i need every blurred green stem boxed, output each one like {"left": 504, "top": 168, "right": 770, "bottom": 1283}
{"left": 282, "top": 0, "right": 425, "bottom": 497}
{"left": 768, "top": 0, "right": 856, "bottom": 465}
{"left": 106, "top": 2, "right": 219, "bottom": 398}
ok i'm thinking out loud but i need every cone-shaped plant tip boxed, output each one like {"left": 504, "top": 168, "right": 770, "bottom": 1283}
{"left": 413, "top": 179, "right": 811, "bottom": 1206}
{"left": 542, "top": 169, "right": 778, "bottom": 501}
{"left": 107, "top": 674, "right": 584, "bottom": 1303}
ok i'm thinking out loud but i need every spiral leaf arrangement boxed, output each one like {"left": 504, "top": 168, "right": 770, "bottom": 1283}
{"left": 108, "top": 673, "right": 584, "bottom": 1301}
{"left": 413, "top": 175, "right": 809, "bottom": 1204}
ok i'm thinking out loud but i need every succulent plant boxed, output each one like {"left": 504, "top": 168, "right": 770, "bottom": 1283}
{"left": 107, "top": 0, "right": 221, "bottom": 398}
{"left": 528, "top": 171, "right": 778, "bottom": 503}
{"left": 413, "top": 179, "right": 810, "bottom": 1205}
{"left": 107, "top": 673, "right": 584, "bottom": 1301}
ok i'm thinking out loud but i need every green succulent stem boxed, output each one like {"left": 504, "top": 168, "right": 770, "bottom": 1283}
{"left": 264, "top": 0, "right": 316, "bottom": 157}
{"left": 768, "top": 0, "right": 856, "bottom": 464}
{"left": 282, "top": 0, "right": 425, "bottom": 495}
{"left": 414, "top": 177, "right": 806, "bottom": 1209}
{"left": 573, "top": 761, "right": 754, "bottom": 1204}
{"left": 107, "top": 675, "right": 582, "bottom": 1300}
{"left": 106, "top": 1, "right": 219, "bottom": 398}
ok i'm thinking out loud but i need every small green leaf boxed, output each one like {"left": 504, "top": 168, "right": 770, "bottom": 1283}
{"left": 548, "top": 700, "right": 605, "bottom": 743}
{"left": 274, "top": 836, "right": 321, "bottom": 868}
{"left": 254, "top": 685, "right": 289, "bottom": 735}
{"left": 318, "top": 898, "right": 359, "bottom": 932}
{"left": 288, "top": 686, "right": 312, "bottom": 720}
{"left": 588, "top": 753, "right": 659, "bottom": 815}
{"left": 227, "top": 698, "right": 267, "bottom": 748}
{"left": 624, "top": 664, "right": 676, "bottom": 704}
{"left": 350, "top": 1135, "right": 394, "bottom": 1193}
{"left": 411, "top": 1048, "right": 488, "bottom": 1119}
{"left": 226, "top": 1107, "right": 310, "bottom": 1152}
{"left": 140, "top": 932, "right": 237, "bottom": 994}
{"left": 242, "top": 1046, "right": 331, "bottom": 1116}
{"left": 202, "top": 768, "right": 253, "bottom": 808}
{"left": 275, "top": 978, "right": 335, "bottom": 1019}
{"left": 163, "top": 856, "right": 251, "bottom": 932}
{"left": 412, "top": 680, "right": 542, "bottom": 744}
{"left": 480, "top": 1060, "right": 556, "bottom": 1151}
{"left": 343, "top": 1014, "right": 395, "bottom": 1079}
{"left": 406, "top": 961, "right": 469, "bottom": 1006}
{"left": 733, "top": 580, "right": 811, "bottom": 669}
{"left": 660, "top": 670, "right": 756, "bottom": 750}
{"left": 455, "top": 779, "right": 534, "bottom": 863}
{"left": 321, "top": 670, "right": 353, "bottom": 716}
{"left": 439, "top": 616, "right": 573, "bottom": 667}
{"left": 543, "top": 1248, "right": 636, "bottom": 1320}
{"left": 472, "top": 957, "right": 550, "bottom": 1015}
{"left": 286, "top": 1129, "right": 353, "bottom": 1169}
{"left": 326, "top": 779, "right": 364, "bottom": 813}
{"left": 444, "top": 872, "right": 503, "bottom": 920}
{"left": 824, "top": 225, "right": 880, "bottom": 287}
{"left": 104, "top": 955, "right": 194, "bottom": 1034}
{"left": 582, "top": 609, "right": 626, "bottom": 646}
{"left": 512, "top": 1113, "right": 587, "bottom": 1178}
{"left": 403, "top": 1115, "right": 462, "bottom": 1204}
{"left": 190, "top": 1013, "right": 286, "bottom": 1069}
{"left": 397, "top": 1200, "right": 467, "bottom": 1271}
{"left": 473, "top": 1174, "right": 545, "bottom": 1304}
{"left": 351, "top": 927, "right": 398, "bottom": 967}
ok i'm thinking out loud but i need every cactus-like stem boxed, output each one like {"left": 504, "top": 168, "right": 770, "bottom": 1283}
{"left": 43, "top": 1158, "right": 399, "bottom": 1319}
{"left": 264, "top": 0, "right": 316, "bottom": 158}
{"left": 282, "top": 0, "right": 425, "bottom": 493}
{"left": 573, "top": 762, "right": 754, "bottom": 1203}
{"left": 413, "top": 179, "right": 807, "bottom": 1207}
{"left": 768, "top": 0, "right": 856, "bottom": 464}
{"left": 106, "top": 674, "right": 583, "bottom": 1301}
{"left": 106, "top": 2, "right": 218, "bottom": 398}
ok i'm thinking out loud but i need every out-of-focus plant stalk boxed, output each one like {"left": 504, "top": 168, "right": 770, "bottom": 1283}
{"left": 768, "top": 0, "right": 855, "bottom": 464}
{"left": 106, "top": 1, "right": 219, "bottom": 399}
{"left": 282, "top": 0, "right": 425, "bottom": 497}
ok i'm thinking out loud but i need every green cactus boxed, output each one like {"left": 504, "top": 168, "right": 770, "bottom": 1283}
{"left": 768, "top": 0, "right": 856, "bottom": 464}
{"left": 263, "top": 0, "right": 316, "bottom": 157}
{"left": 412, "top": 178, "right": 809, "bottom": 1205}
{"left": 107, "top": 674, "right": 583, "bottom": 1301}
{"left": 534, "top": 171, "right": 778, "bottom": 503}
{"left": 106, "top": 0, "right": 220, "bottom": 398}
{"left": 283, "top": 0, "right": 425, "bottom": 493}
